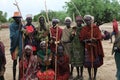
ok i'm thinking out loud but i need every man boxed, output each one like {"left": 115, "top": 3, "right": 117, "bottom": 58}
{"left": 0, "top": 41, "right": 6, "bottom": 80}
{"left": 79, "top": 15, "right": 104, "bottom": 80}
{"left": 24, "top": 14, "right": 37, "bottom": 54}
{"left": 111, "top": 19, "right": 119, "bottom": 43}
{"left": 61, "top": 17, "right": 72, "bottom": 56}
{"left": 49, "top": 19, "right": 62, "bottom": 53}
{"left": 35, "top": 15, "right": 49, "bottom": 50}
{"left": 70, "top": 16, "right": 84, "bottom": 80}
{"left": 9, "top": 11, "right": 23, "bottom": 80}
{"left": 53, "top": 44, "right": 70, "bottom": 80}
{"left": 112, "top": 32, "right": 120, "bottom": 80}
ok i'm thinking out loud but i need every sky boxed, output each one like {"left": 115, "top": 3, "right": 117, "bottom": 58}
{"left": 0, "top": 0, "right": 70, "bottom": 19}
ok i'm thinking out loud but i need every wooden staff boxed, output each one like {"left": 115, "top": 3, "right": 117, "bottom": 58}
{"left": 91, "top": 16, "right": 94, "bottom": 80}
{"left": 55, "top": 24, "right": 59, "bottom": 80}
{"left": 44, "top": 0, "right": 50, "bottom": 26}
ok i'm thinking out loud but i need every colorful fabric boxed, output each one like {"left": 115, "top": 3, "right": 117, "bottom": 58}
{"left": 37, "top": 49, "right": 52, "bottom": 72}
{"left": 61, "top": 27, "right": 72, "bottom": 57}
{"left": 19, "top": 55, "right": 38, "bottom": 80}
{"left": 79, "top": 24, "right": 104, "bottom": 68}
{"left": 36, "top": 69, "right": 55, "bottom": 80}
{"left": 50, "top": 27, "right": 62, "bottom": 53}
{"left": 9, "top": 22, "right": 22, "bottom": 59}
{"left": 70, "top": 27, "right": 84, "bottom": 67}
{"left": 0, "top": 41, "right": 6, "bottom": 77}
{"left": 53, "top": 54, "right": 70, "bottom": 80}
{"left": 113, "top": 19, "right": 119, "bottom": 35}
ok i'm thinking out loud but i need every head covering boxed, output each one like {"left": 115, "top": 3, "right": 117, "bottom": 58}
{"left": 84, "top": 15, "right": 92, "bottom": 19}
{"left": 25, "top": 45, "right": 32, "bottom": 50}
{"left": 76, "top": 16, "right": 83, "bottom": 21}
{"left": 65, "top": 17, "right": 72, "bottom": 22}
{"left": 52, "top": 19, "right": 59, "bottom": 23}
{"left": 40, "top": 41, "right": 46, "bottom": 46}
{"left": 26, "top": 14, "right": 32, "bottom": 18}
{"left": 12, "top": 11, "right": 21, "bottom": 18}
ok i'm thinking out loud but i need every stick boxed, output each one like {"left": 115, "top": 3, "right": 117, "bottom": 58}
{"left": 44, "top": 0, "right": 50, "bottom": 26}
{"left": 91, "top": 17, "right": 94, "bottom": 80}
{"left": 55, "top": 26, "right": 58, "bottom": 80}
{"left": 70, "top": 1, "right": 86, "bottom": 25}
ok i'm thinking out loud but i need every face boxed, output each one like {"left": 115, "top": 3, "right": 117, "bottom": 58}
{"left": 26, "top": 17, "right": 32, "bottom": 25}
{"left": 57, "top": 46, "right": 64, "bottom": 56}
{"left": 84, "top": 17, "right": 92, "bottom": 26}
{"left": 40, "top": 43, "right": 46, "bottom": 51}
{"left": 52, "top": 21, "right": 57, "bottom": 28}
{"left": 76, "top": 19, "right": 83, "bottom": 27}
{"left": 13, "top": 17, "right": 21, "bottom": 24}
{"left": 39, "top": 17, "right": 45, "bottom": 25}
{"left": 65, "top": 19, "right": 71, "bottom": 28}
{"left": 25, "top": 48, "right": 32, "bottom": 57}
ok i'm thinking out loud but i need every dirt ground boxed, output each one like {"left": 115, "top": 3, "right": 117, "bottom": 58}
{"left": 0, "top": 23, "right": 117, "bottom": 80}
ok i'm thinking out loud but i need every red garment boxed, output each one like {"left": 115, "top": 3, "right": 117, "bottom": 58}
{"left": 79, "top": 24, "right": 104, "bottom": 68}
{"left": 50, "top": 27, "right": 62, "bottom": 52}
{"left": 53, "top": 54, "right": 70, "bottom": 80}
{"left": 26, "top": 26, "right": 34, "bottom": 33}
{"left": 19, "top": 55, "right": 38, "bottom": 80}
{"left": 113, "top": 19, "right": 119, "bottom": 35}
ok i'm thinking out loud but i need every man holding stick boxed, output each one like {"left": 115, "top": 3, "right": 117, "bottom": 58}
{"left": 79, "top": 15, "right": 104, "bottom": 80}
{"left": 9, "top": 12, "right": 23, "bottom": 80}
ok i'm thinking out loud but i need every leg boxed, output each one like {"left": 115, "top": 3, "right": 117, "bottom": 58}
{"left": 70, "top": 65, "right": 74, "bottom": 76}
{"left": 80, "top": 66, "right": 83, "bottom": 77}
{"left": 76, "top": 67, "right": 79, "bottom": 77}
{"left": 0, "top": 76, "right": 5, "bottom": 80}
{"left": 13, "top": 60, "right": 17, "bottom": 80}
{"left": 87, "top": 68, "right": 92, "bottom": 80}
{"left": 94, "top": 68, "right": 97, "bottom": 80}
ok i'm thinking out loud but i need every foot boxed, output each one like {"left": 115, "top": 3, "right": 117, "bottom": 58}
{"left": 74, "top": 75, "right": 79, "bottom": 80}
{"left": 88, "top": 77, "right": 92, "bottom": 80}
{"left": 79, "top": 76, "right": 84, "bottom": 80}
{"left": 69, "top": 75, "right": 74, "bottom": 80}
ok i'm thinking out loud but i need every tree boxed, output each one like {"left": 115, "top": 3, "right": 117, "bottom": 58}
{"left": 33, "top": 10, "right": 68, "bottom": 24}
{"left": 65, "top": 0, "right": 120, "bottom": 26}
{"left": 0, "top": 11, "right": 7, "bottom": 23}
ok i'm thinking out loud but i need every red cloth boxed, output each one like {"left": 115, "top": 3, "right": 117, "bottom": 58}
{"left": 79, "top": 24, "right": 104, "bottom": 66}
{"left": 113, "top": 19, "right": 119, "bottom": 35}
{"left": 50, "top": 27, "right": 62, "bottom": 52}
{"left": 36, "top": 70, "right": 55, "bottom": 80}
{"left": 53, "top": 54, "right": 70, "bottom": 80}
{"left": 26, "top": 26, "right": 34, "bottom": 33}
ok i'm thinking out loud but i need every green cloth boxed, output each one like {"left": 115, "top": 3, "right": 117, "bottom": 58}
{"left": 70, "top": 27, "right": 84, "bottom": 67}
{"left": 37, "top": 49, "right": 51, "bottom": 72}
{"left": 35, "top": 23, "right": 49, "bottom": 42}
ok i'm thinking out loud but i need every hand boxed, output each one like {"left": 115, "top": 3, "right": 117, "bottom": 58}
{"left": 71, "top": 31, "right": 76, "bottom": 36}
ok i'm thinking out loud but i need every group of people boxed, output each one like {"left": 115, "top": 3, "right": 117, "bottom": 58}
{"left": 0, "top": 10, "right": 120, "bottom": 80}
{"left": 0, "top": 11, "right": 105, "bottom": 80}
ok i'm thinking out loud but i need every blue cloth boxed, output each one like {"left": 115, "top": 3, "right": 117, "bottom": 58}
{"left": 115, "top": 52, "right": 120, "bottom": 80}
{"left": 9, "top": 22, "right": 22, "bottom": 58}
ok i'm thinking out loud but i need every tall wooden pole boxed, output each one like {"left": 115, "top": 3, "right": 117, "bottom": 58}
{"left": 55, "top": 25, "right": 58, "bottom": 80}
{"left": 91, "top": 16, "right": 94, "bottom": 80}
